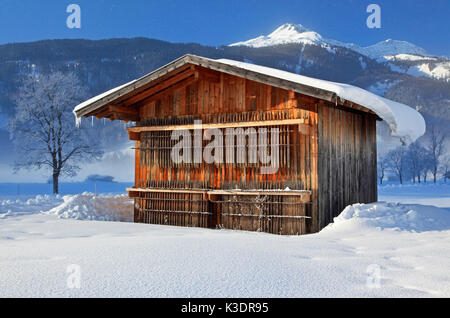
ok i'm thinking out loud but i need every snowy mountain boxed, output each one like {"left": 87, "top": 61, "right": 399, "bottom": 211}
{"left": 230, "top": 23, "right": 328, "bottom": 49}
{"left": 230, "top": 23, "right": 430, "bottom": 59}
{"left": 358, "top": 39, "right": 429, "bottom": 58}
{"left": 230, "top": 23, "right": 450, "bottom": 82}
{"left": 383, "top": 54, "right": 450, "bottom": 82}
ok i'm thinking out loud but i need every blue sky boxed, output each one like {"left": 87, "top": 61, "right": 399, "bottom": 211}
{"left": 0, "top": 0, "right": 449, "bottom": 56}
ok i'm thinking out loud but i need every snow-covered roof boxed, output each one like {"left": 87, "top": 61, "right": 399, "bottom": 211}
{"left": 73, "top": 54, "right": 425, "bottom": 142}
{"left": 216, "top": 58, "right": 425, "bottom": 142}
{"left": 73, "top": 80, "right": 136, "bottom": 114}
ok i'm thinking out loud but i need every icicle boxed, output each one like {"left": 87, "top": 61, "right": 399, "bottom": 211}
{"left": 91, "top": 116, "right": 94, "bottom": 127}
{"left": 75, "top": 116, "right": 82, "bottom": 128}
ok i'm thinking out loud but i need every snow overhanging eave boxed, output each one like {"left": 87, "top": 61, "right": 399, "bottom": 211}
{"left": 330, "top": 90, "right": 426, "bottom": 144}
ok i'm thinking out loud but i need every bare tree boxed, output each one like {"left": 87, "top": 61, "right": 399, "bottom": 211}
{"left": 8, "top": 72, "right": 103, "bottom": 194}
{"left": 377, "top": 154, "right": 388, "bottom": 184}
{"left": 407, "top": 142, "right": 419, "bottom": 183}
{"left": 440, "top": 156, "right": 450, "bottom": 183}
{"left": 407, "top": 141, "right": 430, "bottom": 183}
{"left": 419, "top": 147, "right": 434, "bottom": 183}
{"left": 387, "top": 146, "right": 407, "bottom": 184}
{"left": 425, "top": 121, "right": 447, "bottom": 183}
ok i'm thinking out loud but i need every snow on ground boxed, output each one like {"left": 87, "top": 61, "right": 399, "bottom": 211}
{"left": 46, "top": 193, "right": 133, "bottom": 222}
{"left": 0, "top": 184, "right": 449, "bottom": 297}
{"left": 406, "top": 62, "right": 450, "bottom": 82}
{"left": 379, "top": 182, "right": 450, "bottom": 208}
{"left": 384, "top": 54, "right": 437, "bottom": 62}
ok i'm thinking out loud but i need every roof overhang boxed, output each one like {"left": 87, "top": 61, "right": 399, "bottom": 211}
{"left": 73, "top": 54, "right": 425, "bottom": 142}
{"left": 74, "top": 54, "right": 341, "bottom": 120}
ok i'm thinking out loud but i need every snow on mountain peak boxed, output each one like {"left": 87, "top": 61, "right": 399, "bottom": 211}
{"left": 229, "top": 23, "right": 431, "bottom": 59}
{"left": 268, "top": 23, "right": 310, "bottom": 37}
{"left": 360, "top": 39, "right": 429, "bottom": 58}
{"left": 229, "top": 23, "right": 326, "bottom": 48}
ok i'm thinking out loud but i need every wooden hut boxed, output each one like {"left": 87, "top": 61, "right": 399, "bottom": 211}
{"left": 74, "top": 54, "right": 424, "bottom": 235}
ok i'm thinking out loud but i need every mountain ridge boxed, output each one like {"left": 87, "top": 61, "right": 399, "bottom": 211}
{"left": 229, "top": 23, "right": 450, "bottom": 83}
{"left": 230, "top": 23, "right": 436, "bottom": 59}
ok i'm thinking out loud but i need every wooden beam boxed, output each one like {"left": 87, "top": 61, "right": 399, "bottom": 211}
{"left": 95, "top": 109, "right": 111, "bottom": 119}
{"left": 127, "top": 118, "right": 311, "bottom": 133}
{"left": 128, "top": 130, "right": 141, "bottom": 141}
{"left": 113, "top": 64, "right": 195, "bottom": 105}
{"left": 134, "top": 75, "right": 198, "bottom": 107}
{"left": 208, "top": 189, "right": 311, "bottom": 199}
{"left": 127, "top": 187, "right": 311, "bottom": 202}
{"left": 113, "top": 112, "right": 140, "bottom": 122}
{"left": 127, "top": 187, "right": 207, "bottom": 196}
{"left": 123, "top": 68, "right": 197, "bottom": 106}
{"left": 108, "top": 105, "right": 139, "bottom": 116}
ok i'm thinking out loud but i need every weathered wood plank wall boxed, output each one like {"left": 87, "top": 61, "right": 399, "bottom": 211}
{"left": 131, "top": 68, "right": 319, "bottom": 234}
{"left": 317, "top": 102, "right": 378, "bottom": 230}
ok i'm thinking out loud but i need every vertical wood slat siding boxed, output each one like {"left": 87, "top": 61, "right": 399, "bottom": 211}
{"left": 317, "top": 103, "right": 378, "bottom": 230}
{"left": 131, "top": 67, "right": 377, "bottom": 234}
{"left": 219, "top": 194, "right": 308, "bottom": 235}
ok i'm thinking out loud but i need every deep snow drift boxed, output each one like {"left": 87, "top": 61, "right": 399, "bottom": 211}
{"left": 1, "top": 184, "right": 450, "bottom": 297}
{"left": 46, "top": 193, "right": 133, "bottom": 222}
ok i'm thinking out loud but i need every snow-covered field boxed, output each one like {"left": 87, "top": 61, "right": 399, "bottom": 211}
{"left": 379, "top": 182, "right": 450, "bottom": 208}
{"left": 0, "top": 183, "right": 449, "bottom": 297}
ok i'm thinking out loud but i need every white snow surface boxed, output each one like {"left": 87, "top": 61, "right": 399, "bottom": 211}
{"left": 46, "top": 193, "right": 133, "bottom": 222}
{"left": 384, "top": 54, "right": 438, "bottom": 62}
{"left": 216, "top": 58, "right": 425, "bottom": 142}
{"left": 1, "top": 184, "right": 450, "bottom": 297}
{"left": 382, "top": 57, "right": 450, "bottom": 82}
{"left": 406, "top": 62, "right": 450, "bottom": 82}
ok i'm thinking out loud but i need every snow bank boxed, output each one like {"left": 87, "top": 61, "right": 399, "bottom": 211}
{"left": 46, "top": 193, "right": 133, "bottom": 222}
{"left": 325, "top": 202, "right": 450, "bottom": 233}
{"left": 0, "top": 194, "right": 63, "bottom": 218}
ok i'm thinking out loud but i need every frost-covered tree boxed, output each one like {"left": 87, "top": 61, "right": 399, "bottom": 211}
{"left": 441, "top": 156, "right": 450, "bottom": 183}
{"left": 407, "top": 141, "right": 430, "bottom": 183}
{"left": 426, "top": 123, "right": 447, "bottom": 183}
{"left": 9, "top": 72, "right": 103, "bottom": 194}
{"left": 419, "top": 148, "right": 434, "bottom": 183}
{"left": 387, "top": 145, "right": 407, "bottom": 184}
{"left": 377, "top": 154, "right": 388, "bottom": 184}
{"left": 445, "top": 171, "right": 450, "bottom": 182}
